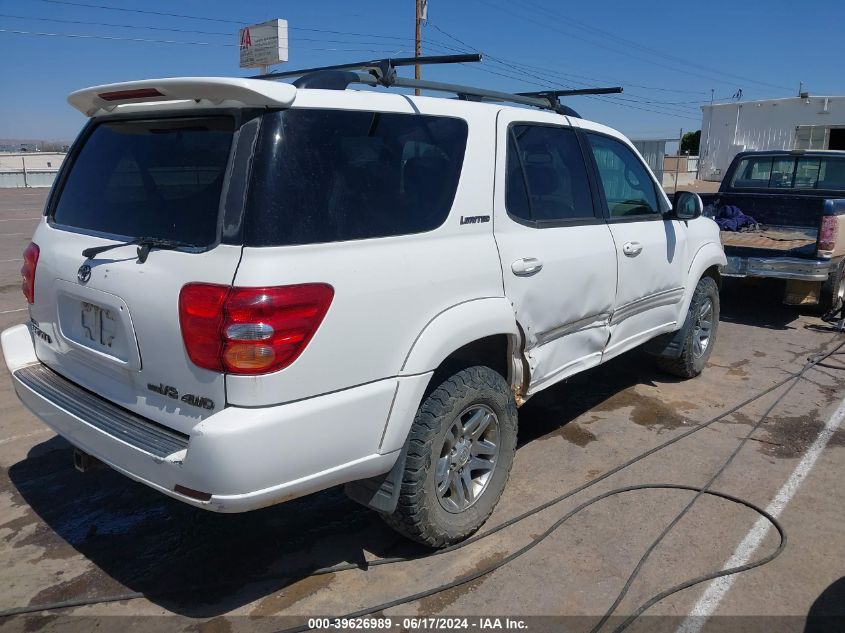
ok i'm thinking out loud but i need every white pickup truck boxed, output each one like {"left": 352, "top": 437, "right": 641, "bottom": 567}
{"left": 1, "top": 64, "right": 726, "bottom": 547}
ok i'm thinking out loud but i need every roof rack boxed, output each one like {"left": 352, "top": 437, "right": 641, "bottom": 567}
{"left": 251, "top": 54, "right": 622, "bottom": 118}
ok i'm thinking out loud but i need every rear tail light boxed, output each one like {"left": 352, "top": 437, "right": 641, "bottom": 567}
{"left": 819, "top": 215, "right": 838, "bottom": 256}
{"left": 21, "top": 242, "right": 39, "bottom": 304}
{"left": 179, "top": 283, "right": 334, "bottom": 375}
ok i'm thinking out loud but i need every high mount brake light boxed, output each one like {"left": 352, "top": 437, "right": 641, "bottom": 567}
{"left": 21, "top": 242, "right": 39, "bottom": 304}
{"left": 98, "top": 88, "right": 164, "bottom": 102}
{"left": 179, "top": 283, "right": 334, "bottom": 375}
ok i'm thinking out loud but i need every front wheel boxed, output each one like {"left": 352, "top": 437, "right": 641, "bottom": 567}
{"left": 657, "top": 276, "right": 720, "bottom": 378}
{"left": 382, "top": 366, "right": 518, "bottom": 547}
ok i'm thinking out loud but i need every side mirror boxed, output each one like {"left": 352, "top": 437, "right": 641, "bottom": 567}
{"left": 672, "top": 191, "right": 703, "bottom": 220}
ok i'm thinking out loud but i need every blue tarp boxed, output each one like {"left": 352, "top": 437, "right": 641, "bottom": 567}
{"left": 716, "top": 205, "right": 758, "bottom": 232}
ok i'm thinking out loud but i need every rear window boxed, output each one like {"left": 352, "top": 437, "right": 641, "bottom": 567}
{"left": 244, "top": 109, "right": 468, "bottom": 246}
{"left": 732, "top": 155, "right": 845, "bottom": 190}
{"left": 52, "top": 117, "right": 234, "bottom": 245}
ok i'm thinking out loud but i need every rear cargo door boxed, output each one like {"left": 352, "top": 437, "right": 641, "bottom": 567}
{"left": 28, "top": 115, "right": 244, "bottom": 434}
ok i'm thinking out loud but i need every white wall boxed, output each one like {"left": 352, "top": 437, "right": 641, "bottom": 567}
{"left": 0, "top": 152, "right": 65, "bottom": 188}
{"left": 698, "top": 96, "right": 845, "bottom": 181}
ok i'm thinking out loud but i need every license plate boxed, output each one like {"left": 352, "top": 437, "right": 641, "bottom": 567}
{"left": 81, "top": 302, "right": 117, "bottom": 350}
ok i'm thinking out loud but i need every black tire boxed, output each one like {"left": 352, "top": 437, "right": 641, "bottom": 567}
{"left": 656, "top": 276, "right": 720, "bottom": 379}
{"left": 818, "top": 260, "right": 845, "bottom": 316}
{"left": 382, "top": 366, "right": 518, "bottom": 547}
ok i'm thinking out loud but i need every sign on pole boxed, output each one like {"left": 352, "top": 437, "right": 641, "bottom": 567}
{"left": 239, "top": 19, "right": 288, "bottom": 70}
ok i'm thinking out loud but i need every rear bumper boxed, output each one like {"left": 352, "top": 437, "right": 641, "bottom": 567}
{"left": 2, "top": 323, "right": 400, "bottom": 512}
{"left": 722, "top": 256, "right": 833, "bottom": 281}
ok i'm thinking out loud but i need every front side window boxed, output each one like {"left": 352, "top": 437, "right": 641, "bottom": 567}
{"left": 505, "top": 124, "right": 594, "bottom": 224}
{"left": 245, "top": 109, "right": 468, "bottom": 246}
{"left": 586, "top": 133, "right": 660, "bottom": 217}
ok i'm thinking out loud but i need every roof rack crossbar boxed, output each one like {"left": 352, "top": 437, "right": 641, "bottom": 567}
{"left": 516, "top": 87, "right": 623, "bottom": 98}
{"left": 253, "top": 54, "right": 623, "bottom": 117}
{"left": 351, "top": 72, "right": 557, "bottom": 111}
{"left": 251, "top": 54, "right": 482, "bottom": 86}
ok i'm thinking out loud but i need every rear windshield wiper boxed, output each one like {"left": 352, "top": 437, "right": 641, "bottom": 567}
{"left": 82, "top": 237, "right": 199, "bottom": 263}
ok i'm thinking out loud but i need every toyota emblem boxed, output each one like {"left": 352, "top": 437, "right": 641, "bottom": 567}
{"left": 77, "top": 264, "right": 92, "bottom": 284}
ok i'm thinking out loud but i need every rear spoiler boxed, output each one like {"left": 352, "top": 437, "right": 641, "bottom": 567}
{"left": 68, "top": 77, "right": 297, "bottom": 117}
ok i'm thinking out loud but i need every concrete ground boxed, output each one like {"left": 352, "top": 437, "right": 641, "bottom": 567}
{"left": 0, "top": 188, "right": 843, "bottom": 633}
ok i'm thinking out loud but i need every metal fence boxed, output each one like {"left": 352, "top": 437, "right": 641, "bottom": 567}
{"left": 0, "top": 153, "right": 65, "bottom": 188}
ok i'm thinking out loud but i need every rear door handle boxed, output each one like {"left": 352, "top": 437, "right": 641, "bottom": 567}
{"left": 511, "top": 257, "right": 543, "bottom": 276}
{"left": 622, "top": 241, "right": 643, "bottom": 257}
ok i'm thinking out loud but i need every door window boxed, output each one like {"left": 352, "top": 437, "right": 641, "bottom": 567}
{"left": 505, "top": 125, "right": 594, "bottom": 224}
{"left": 587, "top": 133, "right": 661, "bottom": 218}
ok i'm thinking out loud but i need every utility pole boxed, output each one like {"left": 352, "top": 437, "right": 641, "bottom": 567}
{"left": 674, "top": 128, "right": 683, "bottom": 193}
{"left": 415, "top": 0, "right": 422, "bottom": 96}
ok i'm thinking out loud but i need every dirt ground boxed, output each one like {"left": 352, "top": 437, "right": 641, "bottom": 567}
{"left": 663, "top": 179, "right": 721, "bottom": 194}
{"left": 0, "top": 188, "right": 843, "bottom": 633}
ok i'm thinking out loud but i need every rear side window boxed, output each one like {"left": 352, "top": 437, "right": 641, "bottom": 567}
{"left": 505, "top": 125, "right": 594, "bottom": 224}
{"left": 245, "top": 109, "right": 468, "bottom": 246}
{"left": 587, "top": 133, "right": 660, "bottom": 217}
{"left": 731, "top": 156, "right": 800, "bottom": 189}
{"left": 796, "top": 156, "right": 845, "bottom": 189}
{"left": 53, "top": 117, "right": 234, "bottom": 245}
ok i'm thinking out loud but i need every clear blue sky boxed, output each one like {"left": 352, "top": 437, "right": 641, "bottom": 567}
{"left": 1, "top": 0, "right": 842, "bottom": 141}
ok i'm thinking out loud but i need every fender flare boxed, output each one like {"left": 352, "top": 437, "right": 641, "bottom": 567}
{"left": 345, "top": 297, "right": 521, "bottom": 513}
{"left": 646, "top": 241, "right": 726, "bottom": 358}
{"left": 399, "top": 296, "right": 520, "bottom": 375}
{"left": 680, "top": 240, "right": 726, "bottom": 318}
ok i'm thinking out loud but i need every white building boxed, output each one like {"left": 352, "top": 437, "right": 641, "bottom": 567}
{"left": 698, "top": 95, "right": 845, "bottom": 181}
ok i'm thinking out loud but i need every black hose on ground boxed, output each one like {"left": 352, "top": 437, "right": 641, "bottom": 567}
{"left": 2, "top": 338, "right": 843, "bottom": 628}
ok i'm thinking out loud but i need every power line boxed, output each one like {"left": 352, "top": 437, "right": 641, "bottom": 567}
{"left": 425, "top": 22, "right": 709, "bottom": 99}
{"left": 1, "top": 13, "right": 414, "bottom": 48}
{"left": 30, "top": 0, "right": 413, "bottom": 42}
{"left": 0, "top": 28, "right": 409, "bottom": 53}
{"left": 422, "top": 40, "right": 699, "bottom": 121}
{"left": 469, "top": 0, "right": 785, "bottom": 95}
{"left": 32, "top": 0, "right": 247, "bottom": 24}
{"left": 421, "top": 28, "right": 703, "bottom": 120}
{"left": 512, "top": 0, "right": 792, "bottom": 93}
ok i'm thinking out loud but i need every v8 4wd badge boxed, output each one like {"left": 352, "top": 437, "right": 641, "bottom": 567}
{"left": 147, "top": 382, "right": 214, "bottom": 411}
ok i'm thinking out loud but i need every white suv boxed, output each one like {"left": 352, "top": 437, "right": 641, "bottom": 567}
{"left": 1, "top": 61, "right": 726, "bottom": 547}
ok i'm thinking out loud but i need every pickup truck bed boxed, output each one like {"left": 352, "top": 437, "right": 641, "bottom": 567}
{"left": 720, "top": 226, "right": 817, "bottom": 256}
{"left": 697, "top": 150, "right": 845, "bottom": 311}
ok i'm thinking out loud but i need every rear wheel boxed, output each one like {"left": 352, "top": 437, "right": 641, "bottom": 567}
{"left": 382, "top": 366, "right": 517, "bottom": 547}
{"left": 657, "top": 276, "right": 720, "bottom": 379}
{"left": 819, "top": 260, "right": 845, "bottom": 317}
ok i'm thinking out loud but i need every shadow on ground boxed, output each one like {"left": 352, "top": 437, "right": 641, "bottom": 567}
{"left": 5, "top": 438, "right": 423, "bottom": 617}
{"left": 804, "top": 575, "right": 845, "bottom": 633}
{"left": 1, "top": 281, "right": 814, "bottom": 617}
{"left": 5, "top": 350, "right": 684, "bottom": 618}
{"left": 719, "top": 278, "right": 806, "bottom": 331}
